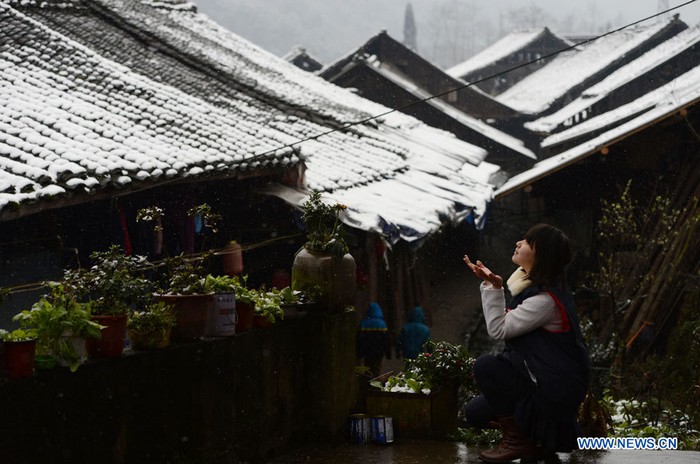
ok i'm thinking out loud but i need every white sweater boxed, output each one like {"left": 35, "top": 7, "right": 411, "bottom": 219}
{"left": 480, "top": 281, "right": 563, "bottom": 340}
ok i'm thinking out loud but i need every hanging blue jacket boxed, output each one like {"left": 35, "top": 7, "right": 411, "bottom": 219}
{"left": 357, "top": 302, "right": 392, "bottom": 360}
{"left": 398, "top": 306, "right": 431, "bottom": 359}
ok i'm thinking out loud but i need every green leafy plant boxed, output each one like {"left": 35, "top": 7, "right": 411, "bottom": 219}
{"left": 159, "top": 254, "right": 211, "bottom": 295}
{"left": 12, "top": 283, "right": 103, "bottom": 372}
{"left": 64, "top": 245, "right": 153, "bottom": 315}
{"left": 279, "top": 285, "right": 320, "bottom": 305}
{"left": 371, "top": 340, "right": 476, "bottom": 394}
{"left": 300, "top": 191, "right": 349, "bottom": 258}
{"left": 227, "top": 275, "right": 255, "bottom": 305}
{"left": 127, "top": 302, "right": 176, "bottom": 333}
{"left": 604, "top": 392, "right": 700, "bottom": 450}
{"left": 0, "top": 328, "right": 37, "bottom": 342}
{"left": 203, "top": 274, "right": 237, "bottom": 294}
{"left": 253, "top": 289, "right": 284, "bottom": 323}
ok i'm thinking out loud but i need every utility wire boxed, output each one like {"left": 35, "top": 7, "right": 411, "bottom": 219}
{"left": 253, "top": 0, "right": 697, "bottom": 159}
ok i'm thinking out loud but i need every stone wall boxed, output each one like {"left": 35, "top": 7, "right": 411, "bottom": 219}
{"left": 0, "top": 311, "right": 357, "bottom": 464}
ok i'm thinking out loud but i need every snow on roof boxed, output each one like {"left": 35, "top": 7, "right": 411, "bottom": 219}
{"left": 95, "top": 0, "right": 411, "bottom": 129}
{"left": 90, "top": 0, "right": 501, "bottom": 235}
{"left": 540, "top": 62, "right": 700, "bottom": 149}
{"left": 300, "top": 122, "right": 498, "bottom": 242}
{"left": 270, "top": 121, "right": 497, "bottom": 243}
{"left": 0, "top": 4, "right": 302, "bottom": 214}
{"left": 446, "top": 28, "right": 551, "bottom": 79}
{"left": 496, "top": 20, "right": 677, "bottom": 115}
{"left": 368, "top": 61, "right": 536, "bottom": 160}
{"left": 1, "top": 1, "right": 499, "bottom": 241}
{"left": 495, "top": 63, "right": 700, "bottom": 198}
{"left": 526, "top": 24, "right": 700, "bottom": 134}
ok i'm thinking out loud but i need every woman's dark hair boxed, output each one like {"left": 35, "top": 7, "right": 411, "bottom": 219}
{"left": 523, "top": 223, "right": 572, "bottom": 288}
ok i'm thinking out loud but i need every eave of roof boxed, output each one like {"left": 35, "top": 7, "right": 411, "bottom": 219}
{"left": 495, "top": 19, "right": 681, "bottom": 115}
{"left": 495, "top": 85, "right": 700, "bottom": 199}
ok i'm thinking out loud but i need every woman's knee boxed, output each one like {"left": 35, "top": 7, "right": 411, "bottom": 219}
{"left": 462, "top": 394, "right": 496, "bottom": 429}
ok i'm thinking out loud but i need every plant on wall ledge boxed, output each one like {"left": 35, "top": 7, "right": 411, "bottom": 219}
{"left": 65, "top": 245, "right": 153, "bottom": 315}
{"left": 127, "top": 301, "right": 177, "bottom": 350}
{"left": 292, "top": 192, "right": 357, "bottom": 312}
{"left": 301, "top": 191, "right": 350, "bottom": 258}
{"left": 13, "top": 283, "right": 103, "bottom": 372}
{"left": 253, "top": 289, "right": 284, "bottom": 324}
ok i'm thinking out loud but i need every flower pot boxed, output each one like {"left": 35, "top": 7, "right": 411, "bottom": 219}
{"left": 3, "top": 339, "right": 36, "bottom": 379}
{"left": 56, "top": 334, "right": 87, "bottom": 371}
{"left": 205, "top": 293, "right": 237, "bottom": 337}
{"left": 156, "top": 293, "right": 213, "bottom": 342}
{"left": 253, "top": 314, "right": 273, "bottom": 328}
{"left": 128, "top": 327, "right": 172, "bottom": 350}
{"left": 291, "top": 248, "right": 356, "bottom": 312}
{"left": 235, "top": 301, "right": 255, "bottom": 333}
{"left": 86, "top": 314, "right": 128, "bottom": 359}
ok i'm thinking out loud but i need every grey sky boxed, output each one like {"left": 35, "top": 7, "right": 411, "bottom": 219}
{"left": 194, "top": 0, "right": 700, "bottom": 67}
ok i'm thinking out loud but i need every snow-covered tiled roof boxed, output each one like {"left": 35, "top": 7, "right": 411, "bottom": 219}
{"left": 495, "top": 19, "right": 682, "bottom": 115}
{"left": 495, "top": 62, "right": 700, "bottom": 198}
{"left": 0, "top": 3, "right": 302, "bottom": 214}
{"left": 367, "top": 61, "right": 536, "bottom": 161}
{"left": 540, "top": 62, "right": 700, "bottom": 149}
{"left": 1, "top": 1, "right": 499, "bottom": 243}
{"left": 446, "top": 28, "right": 555, "bottom": 79}
{"left": 92, "top": 0, "right": 402, "bottom": 128}
{"left": 526, "top": 24, "right": 700, "bottom": 134}
{"left": 299, "top": 122, "right": 498, "bottom": 243}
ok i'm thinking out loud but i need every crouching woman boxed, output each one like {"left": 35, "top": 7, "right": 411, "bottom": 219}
{"left": 462, "top": 224, "right": 590, "bottom": 462}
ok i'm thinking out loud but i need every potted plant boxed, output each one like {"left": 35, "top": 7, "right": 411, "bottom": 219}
{"left": 137, "top": 204, "right": 220, "bottom": 342}
{"left": 230, "top": 275, "right": 256, "bottom": 333}
{"left": 367, "top": 340, "right": 476, "bottom": 438}
{"left": 127, "top": 301, "right": 176, "bottom": 350}
{"left": 153, "top": 254, "right": 214, "bottom": 342}
{"left": 0, "top": 328, "right": 37, "bottom": 379}
{"left": 278, "top": 285, "right": 320, "bottom": 319}
{"left": 66, "top": 245, "right": 153, "bottom": 358}
{"left": 12, "top": 283, "right": 103, "bottom": 372}
{"left": 291, "top": 191, "right": 356, "bottom": 312}
{"left": 252, "top": 289, "right": 284, "bottom": 328}
{"left": 202, "top": 274, "right": 238, "bottom": 337}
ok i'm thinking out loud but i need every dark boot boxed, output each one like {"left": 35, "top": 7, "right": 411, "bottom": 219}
{"left": 479, "top": 416, "right": 539, "bottom": 463}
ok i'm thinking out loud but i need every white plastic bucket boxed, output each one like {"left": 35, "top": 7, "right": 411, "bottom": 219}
{"left": 205, "top": 292, "right": 237, "bottom": 337}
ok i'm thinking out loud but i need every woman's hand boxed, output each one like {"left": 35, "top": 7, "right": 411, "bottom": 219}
{"left": 463, "top": 255, "right": 503, "bottom": 289}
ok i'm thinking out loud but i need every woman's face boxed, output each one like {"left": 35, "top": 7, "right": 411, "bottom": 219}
{"left": 512, "top": 239, "right": 535, "bottom": 272}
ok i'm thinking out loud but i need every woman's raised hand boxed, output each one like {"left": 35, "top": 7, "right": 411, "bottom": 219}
{"left": 463, "top": 255, "right": 503, "bottom": 289}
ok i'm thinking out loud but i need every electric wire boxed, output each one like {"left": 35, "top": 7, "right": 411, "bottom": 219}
{"left": 252, "top": 0, "right": 698, "bottom": 160}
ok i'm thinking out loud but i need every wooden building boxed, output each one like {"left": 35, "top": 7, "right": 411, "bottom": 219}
{"left": 446, "top": 27, "right": 572, "bottom": 96}
{"left": 319, "top": 31, "right": 536, "bottom": 175}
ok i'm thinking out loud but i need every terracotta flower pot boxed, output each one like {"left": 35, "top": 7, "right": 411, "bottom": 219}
{"left": 235, "top": 302, "right": 255, "bottom": 333}
{"left": 86, "top": 314, "right": 128, "bottom": 358}
{"left": 155, "top": 294, "right": 213, "bottom": 342}
{"left": 253, "top": 314, "right": 273, "bottom": 328}
{"left": 4, "top": 339, "right": 36, "bottom": 379}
